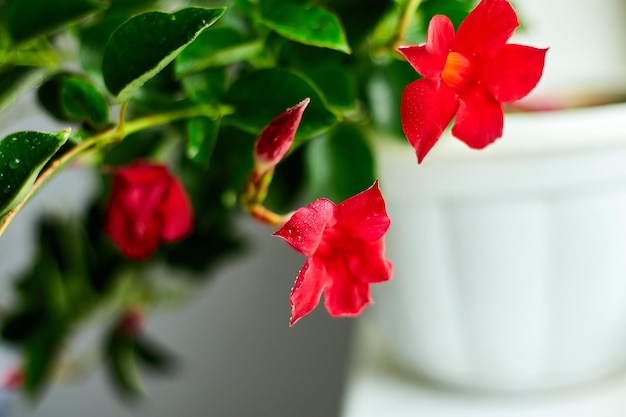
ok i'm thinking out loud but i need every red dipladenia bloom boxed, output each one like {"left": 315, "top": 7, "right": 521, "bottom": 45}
{"left": 105, "top": 161, "right": 194, "bottom": 260}
{"left": 274, "top": 181, "right": 392, "bottom": 325}
{"left": 398, "top": 0, "right": 547, "bottom": 162}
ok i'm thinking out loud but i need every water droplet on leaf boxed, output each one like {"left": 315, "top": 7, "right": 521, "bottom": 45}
{"left": 9, "top": 159, "right": 20, "bottom": 169}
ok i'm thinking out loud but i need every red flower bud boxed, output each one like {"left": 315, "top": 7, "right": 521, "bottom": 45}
{"left": 118, "top": 308, "right": 145, "bottom": 336}
{"left": 105, "top": 161, "right": 194, "bottom": 260}
{"left": 254, "top": 98, "right": 310, "bottom": 174}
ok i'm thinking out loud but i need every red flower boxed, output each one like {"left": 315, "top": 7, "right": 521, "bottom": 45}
{"left": 398, "top": 0, "right": 547, "bottom": 162}
{"left": 274, "top": 181, "right": 392, "bottom": 325}
{"left": 105, "top": 161, "right": 194, "bottom": 260}
{"left": 254, "top": 98, "right": 310, "bottom": 174}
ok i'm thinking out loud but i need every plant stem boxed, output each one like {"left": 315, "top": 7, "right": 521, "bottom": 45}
{"left": 393, "top": 0, "right": 422, "bottom": 48}
{"left": 0, "top": 103, "right": 230, "bottom": 238}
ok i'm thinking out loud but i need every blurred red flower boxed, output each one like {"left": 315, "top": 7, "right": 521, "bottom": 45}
{"left": 105, "top": 161, "right": 193, "bottom": 260}
{"left": 398, "top": 0, "right": 547, "bottom": 162}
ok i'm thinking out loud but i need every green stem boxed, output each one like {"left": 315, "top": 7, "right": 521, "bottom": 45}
{"left": 0, "top": 103, "right": 231, "bottom": 238}
{"left": 393, "top": 0, "right": 422, "bottom": 48}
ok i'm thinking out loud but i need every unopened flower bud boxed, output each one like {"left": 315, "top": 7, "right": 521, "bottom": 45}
{"left": 254, "top": 98, "right": 310, "bottom": 174}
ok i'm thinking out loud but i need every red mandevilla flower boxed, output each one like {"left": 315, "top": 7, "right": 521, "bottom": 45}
{"left": 274, "top": 181, "right": 392, "bottom": 325}
{"left": 254, "top": 98, "right": 310, "bottom": 174}
{"left": 398, "top": 0, "right": 547, "bottom": 162}
{"left": 105, "top": 161, "right": 194, "bottom": 260}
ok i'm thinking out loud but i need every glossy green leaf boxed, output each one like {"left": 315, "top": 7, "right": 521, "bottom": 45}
{"left": 0, "top": 130, "right": 70, "bottom": 216}
{"left": 61, "top": 77, "right": 109, "bottom": 128}
{"left": 305, "top": 123, "right": 375, "bottom": 202}
{"left": 280, "top": 44, "right": 356, "bottom": 111}
{"left": 260, "top": 1, "right": 351, "bottom": 53}
{"left": 7, "top": 0, "right": 108, "bottom": 44}
{"left": 419, "top": 0, "right": 473, "bottom": 30}
{"left": 38, "top": 74, "right": 109, "bottom": 129}
{"left": 186, "top": 117, "right": 219, "bottom": 167}
{"left": 316, "top": 0, "right": 393, "bottom": 47}
{"left": 224, "top": 69, "right": 338, "bottom": 143}
{"left": 102, "top": 7, "right": 226, "bottom": 103}
{"left": 175, "top": 27, "right": 264, "bottom": 77}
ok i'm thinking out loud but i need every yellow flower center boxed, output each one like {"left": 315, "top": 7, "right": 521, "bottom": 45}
{"left": 441, "top": 51, "right": 472, "bottom": 90}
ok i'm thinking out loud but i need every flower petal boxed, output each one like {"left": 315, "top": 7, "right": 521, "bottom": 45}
{"left": 274, "top": 198, "right": 335, "bottom": 257}
{"left": 401, "top": 78, "right": 459, "bottom": 163}
{"left": 335, "top": 180, "right": 390, "bottom": 241}
{"left": 105, "top": 203, "right": 162, "bottom": 260}
{"left": 453, "top": 0, "right": 519, "bottom": 58}
{"left": 452, "top": 85, "right": 504, "bottom": 149}
{"left": 115, "top": 163, "right": 170, "bottom": 236}
{"left": 159, "top": 177, "right": 194, "bottom": 242}
{"left": 346, "top": 239, "right": 393, "bottom": 284}
{"left": 323, "top": 258, "right": 371, "bottom": 317}
{"left": 254, "top": 98, "right": 310, "bottom": 173}
{"left": 290, "top": 258, "right": 328, "bottom": 326}
{"left": 482, "top": 44, "right": 548, "bottom": 103}
{"left": 397, "top": 15, "right": 455, "bottom": 78}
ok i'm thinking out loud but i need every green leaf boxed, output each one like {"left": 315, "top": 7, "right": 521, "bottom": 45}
{"left": 23, "top": 320, "right": 66, "bottom": 397}
{"left": 102, "top": 7, "right": 226, "bottom": 103}
{"left": 186, "top": 117, "right": 219, "bottom": 168}
{"left": 305, "top": 123, "right": 375, "bottom": 202}
{"left": 0, "top": 66, "right": 50, "bottom": 114}
{"left": 181, "top": 68, "right": 227, "bottom": 104}
{"left": 259, "top": 1, "right": 351, "bottom": 53}
{"left": 0, "top": 130, "right": 70, "bottom": 216}
{"left": 106, "top": 331, "right": 144, "bottom": 398}
{"left": 175, "top": 27, "right": 264, "bottom": 77}
{"left": 134, "top": 335, "right": 177, "bottom": 371}
{"left": 61, "top": 77, "right": 109, "bottom": 128}
{"left": 7, "top": 0, "right": 108, "bottom": 44}
{"left": 38, "top": 74, "right": 109, "bottom": 129}
{"left": 279, "top": 44, "right": 356, "bottom": 111}
{"left": 316, "top": 0, "right": 393, "bottom": 47}
{"left": 224, "top": 68, "right": 339, "bottom": 144}
{"left": 419, "top": 0, "right": 473, "bottom": 30}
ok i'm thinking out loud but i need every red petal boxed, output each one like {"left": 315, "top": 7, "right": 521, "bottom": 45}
{"left": 452, "top": 85, "right": 504, "bottom": 149}
{"left": 453, "top": 0, "right": 519, "bottom": 58}
{"left": 400, "top": 78, "right": 459, "bottom": 163}
{"left": 290, "top": 258, "right": 328, "bottom": 326}
{"left": 115, "top": 163, "right": 170, "bottom": 237}
{"left": 105, "top": 162, "right": 171, "bottom": 260}
{"left": 105, "top": 203, "right": 162, "bottom": 260}
{"left": 274, "top": 198, "right": 335, "bottom": 257}
{"left": 346, "top": 239, "right": 393, "bottom": 284}
{"left": 397, "top": 15, "right": 454, "bottom": 78}
{"left": 482, "top": 44, "right": 548, "bottom": 103}
{"left": 323, "top": 258, "right": 372, "bottom": 317}
{"left": 255, "top": 98, "right": 310, "bottom": 172}
{"left": 159, "top": 177, "right": 194, "bottom": 242}
{"left": 335, "top": 181, "right": 390, "bottom": 241}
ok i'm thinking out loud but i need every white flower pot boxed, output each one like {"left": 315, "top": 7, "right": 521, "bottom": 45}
{"left": 510, "top": 0, "right": 626, "bottom": 103}
{"left": 372, "top": 103, "right": 626, "bottom": 391}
